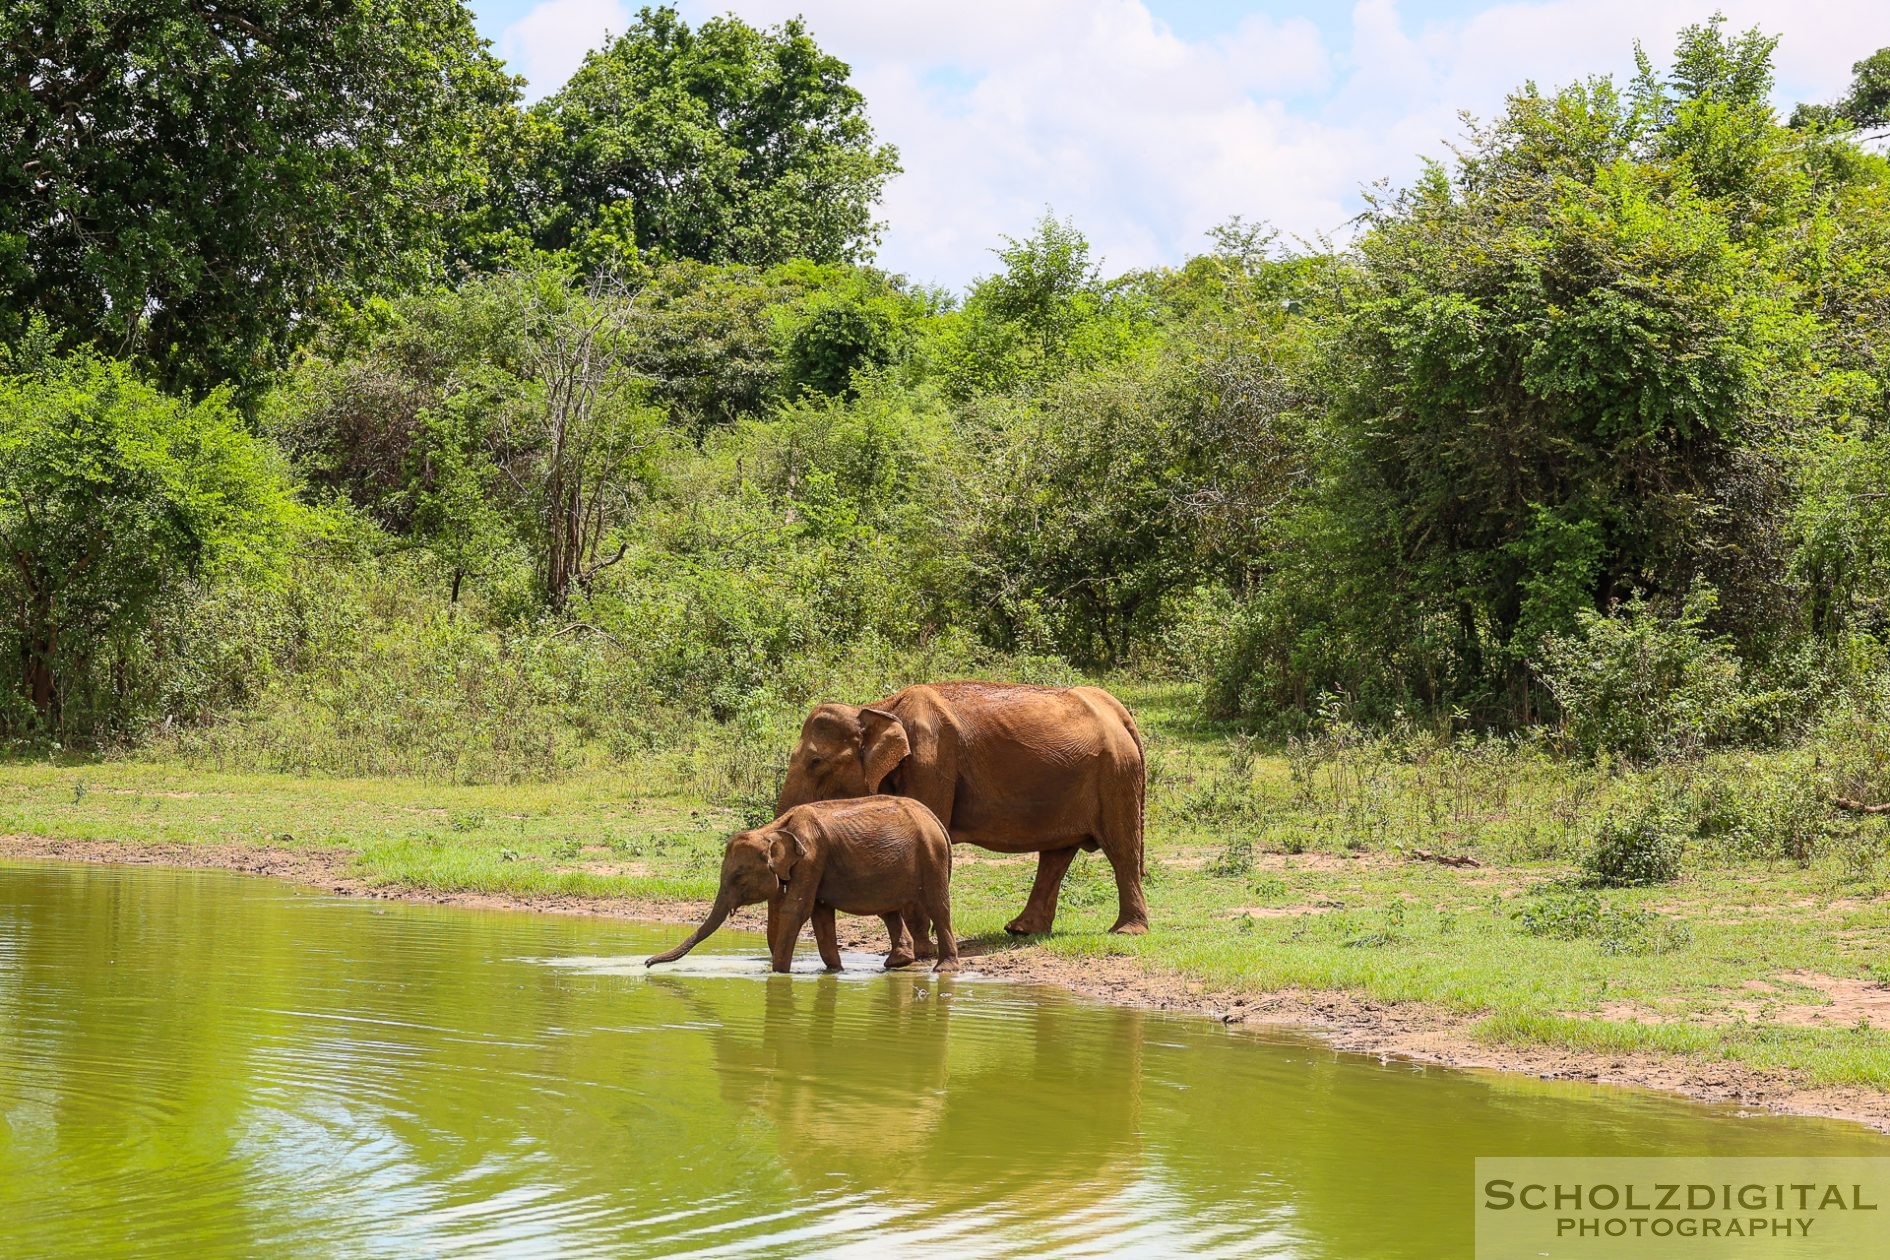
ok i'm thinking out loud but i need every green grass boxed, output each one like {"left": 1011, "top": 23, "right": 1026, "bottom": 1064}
{"left": 4, "top": 680, "right": 1890, "bottom": 1089}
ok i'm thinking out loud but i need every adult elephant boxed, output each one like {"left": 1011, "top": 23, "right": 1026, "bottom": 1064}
{"left": 775, "top": 682, "right": 1147, "bottom": 938}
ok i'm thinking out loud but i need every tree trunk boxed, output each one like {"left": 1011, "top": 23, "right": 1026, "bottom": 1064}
{"left": 25, "top": 618, "right": 57, "bottom": 725}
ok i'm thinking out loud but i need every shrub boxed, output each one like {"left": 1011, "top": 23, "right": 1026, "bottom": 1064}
{"left": 1206, "top": 836, "right": 1255, "bottom": 878}
{"left": 1161, "top": 583, "right": 1242, "bottom": 683}
{"left": 777, "top": 273, "right": 919, "bottom": 398}
{"left": 1584, "top": 799, "right": 1685, "bottom": 887}
{"left": 698, "top": 709, "right": 791, "bottom": 827}
{"left": 1249, "top": 873, "right": 1289, "bottom": 902}
{"left": 1732, "top": 768, "right": 1831, "bottom": 863}
{"left": 0, "top": 352, "right": 300, "bottom": 742}
{"left": 1516, "top": 889, "right": 1691, "bottom": 955}
{"left": 1683, "top": 761, "right": 1833, "bottom": 862}
{"left": 1819, "top": 677, "right": 1890, "bottom": 809}
{"left": 1517, "top": 889, "right": 1609, "bottom": 939}
{"left": 1181, "top": 735, "right": 1268, "bottom": 826}
{"left": 1536, "top": 585, "right": 1758, "bottom": 762}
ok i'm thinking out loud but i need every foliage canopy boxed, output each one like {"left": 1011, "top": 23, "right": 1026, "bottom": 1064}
{"left": 526, "top": 5, "right": 900, "bottom": 268}
{"left": 0, "top": 0, "right": 519, "bottom": 400}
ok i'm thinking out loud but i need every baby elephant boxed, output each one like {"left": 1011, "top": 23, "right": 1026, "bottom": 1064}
{"left": 646, "top": 795, "right": 959, "bottom": 974}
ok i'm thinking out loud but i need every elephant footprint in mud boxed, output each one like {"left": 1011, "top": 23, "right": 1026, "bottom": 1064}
{"left": 647, "top": 795, "right": 960, "bottom": 974}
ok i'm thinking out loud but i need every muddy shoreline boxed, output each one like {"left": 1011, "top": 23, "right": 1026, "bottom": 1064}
{"left": 6, "top": 834, "right": 1888, "bottom": 1133}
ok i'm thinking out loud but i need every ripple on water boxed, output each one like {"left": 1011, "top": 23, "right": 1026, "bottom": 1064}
{"left": 3, "top": 860, "right": 1886, "bottom": 1259}
{"left": 523, "top": 949, "right": 912, "bottom": 978}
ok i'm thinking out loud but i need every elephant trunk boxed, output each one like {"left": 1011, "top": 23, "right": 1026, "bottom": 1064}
{"left": 646, "top": 895, "right": 733, "bottom": 966}
{"left": 775, "top": 777, "right": 806, "bottom": 817}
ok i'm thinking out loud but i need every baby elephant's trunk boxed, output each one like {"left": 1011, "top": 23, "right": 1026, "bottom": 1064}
{"left": 646, "top": 896, "right": 733, "bottom": 966}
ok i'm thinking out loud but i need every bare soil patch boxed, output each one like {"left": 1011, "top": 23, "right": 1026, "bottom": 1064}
{"left": 1558, "top": 973, "right": 1890, "bottom": 1032}
{"left": 1168, "top": 847, "right": 1381, "bottom": 873}
{"left": 2, "top": 836, "right": 348, "bottom": 885}
{"left": 1771, "top": 971, "right": 1890, "bottom": 1027}
{"left": 5, "top": 834, "right": 1887, "bottom": 1132}
{"left": 968, "top": 952, "right": 1890, "bottom": 1131}
{"left": 1214, "top": 904, "right": 1333, "bottom": 919}
{"left": 576, "top": 861, "right": 654, "bottom": 878}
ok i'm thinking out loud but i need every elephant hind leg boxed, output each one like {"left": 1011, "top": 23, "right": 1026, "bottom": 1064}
{"left": 927, "top": 889, "right": 960, "bottom": 972}
{"left": 1101, "top": 793, "right": 1149, "bottom": 934}
{"left": 1005, "top": 845, "right": 1078, "bottom": 935}
{"left": 882, "top": 912, "right": 917, "bottom": 969}
{"left": 906, "top": 901, "right": 936, "bottom": 960}
{"left": 1104, "top": 840, "right": 1149, "bottom": 934}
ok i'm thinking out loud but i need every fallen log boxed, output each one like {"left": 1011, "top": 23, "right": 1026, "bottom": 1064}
{"left": 1411, "top": 848, "right": 1481, "bottom": 868}
{"left": 1835, "top": 797, "right": 1890, "bottom": 815}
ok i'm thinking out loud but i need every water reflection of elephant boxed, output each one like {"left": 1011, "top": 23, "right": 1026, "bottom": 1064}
{"left": 648, "top": 975, "right": 1145, "bottom": 1213}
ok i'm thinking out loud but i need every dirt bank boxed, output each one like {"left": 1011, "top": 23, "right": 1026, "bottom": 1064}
{"left": 6, "top": 834, "right": 1887, "bottom": 1133}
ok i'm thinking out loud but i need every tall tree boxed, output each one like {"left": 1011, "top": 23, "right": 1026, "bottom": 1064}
{"left": 1837, "top": 49, "right": 1890, "bottom": 131}
{"left": 1223, "top": 21, "right": 1826, "bottom": 724}
{"left": 981, "top": 213, "right": 1101, "bottom": 361}
{"left": 0, "top": 0, "right": 519, "bottom": 399}
{"left": 528, "top": 6, "right": 899, "bottom": 267}
{"left": 1793, "top": 47, "right": 1890, "bottom": 134}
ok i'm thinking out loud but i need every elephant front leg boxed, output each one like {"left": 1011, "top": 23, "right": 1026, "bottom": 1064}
{"left": 812, "top": 904, "right": 843, "bottom": 971}
{"left": 767, "top": 897, "right": 809, "bottom": 973}
{"left": 881, "top": 912, "right": 917, "bottom": 969}
{"left": 1005, "top": 846, "right": 1078, "bottom": 935}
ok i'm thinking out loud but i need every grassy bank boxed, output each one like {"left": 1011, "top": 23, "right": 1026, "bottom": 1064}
{"left": 3, "top": 681, "right": 1888, "bottom": 1096}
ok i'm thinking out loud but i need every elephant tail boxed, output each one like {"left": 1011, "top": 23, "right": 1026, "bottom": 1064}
{"left": 1123, "top": 711, "right": 1147, "bottom": 879}
{"left": 1136, "top": 761, "right": 1146, "bottom": 878}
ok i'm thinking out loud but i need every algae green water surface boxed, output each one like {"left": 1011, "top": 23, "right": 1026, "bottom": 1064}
{"left": 2, "top": 861, "right": 1885, "bottom": 1258}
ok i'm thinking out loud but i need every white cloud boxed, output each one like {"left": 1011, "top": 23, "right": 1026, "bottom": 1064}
{"left": 498, "top": 0, "right": 1890, "bottom": 287}
{"left": 501, "top": 0, "right": 629, "bottom": 98}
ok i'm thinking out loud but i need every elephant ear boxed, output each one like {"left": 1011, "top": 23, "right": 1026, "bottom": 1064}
{"left": 765, "top": 829, "right": 805, "bottom": 882}
{"left": 858, "top": 707, "right": 911, "bottom": 793}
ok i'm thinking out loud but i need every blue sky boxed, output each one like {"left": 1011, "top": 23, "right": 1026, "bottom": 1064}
{"left": 469, "top": 2, "right": 1890, "bottom": 288}
{"left": 470, "top": 2, "right": 1506, "bottom": 57}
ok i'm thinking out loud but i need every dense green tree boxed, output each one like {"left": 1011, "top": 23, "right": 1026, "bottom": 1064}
{"left": 21, "top": 4, "right": 1890, "bottom": 757}
{"left": 527, "top": 6, "right": 899, "bottom": 267}
{"left": 1632, "top": 17, "right": 1795, "bottom": 224}
{"left": 1837, "top": 49, "right": 1890, "bottom": 130}
{"left": 0, "top": 0, "right": 519, "bottom": 400}
{"left": 1790, "top": 170, "right": 1890, "bottom": 645}
{"left": 619, "top": 261, "right": 797, "bottom": 434}
{"left": 777, "top": 270, "right": 921, "bottom": 399}
{"left": 980, "top": 213, "right": 1101, "bottom": 359}
{"left": 959, "top": 342, "right": 1305, "bottom": 667}
{"left": 1793, "top": 48, "right": 1890, "bottom": 133}
{"left": 596, "top": 258, "right": 925, "bottom": 432}
{"left": 935, "top": 214, "right": 1154, "bottom": 399}
{"left": 962, "top": 367, "right": 1195, "bottom": 665}
{"left": 0, "top": 350, "right": 296, "bottom": 733}
{"left": 1210, "top": 25, "right": 1831, "bottom": 725}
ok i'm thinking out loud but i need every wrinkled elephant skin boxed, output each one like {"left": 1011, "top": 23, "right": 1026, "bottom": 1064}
{"left": 778, "top": 682, "right": 1147, "bottom": 939}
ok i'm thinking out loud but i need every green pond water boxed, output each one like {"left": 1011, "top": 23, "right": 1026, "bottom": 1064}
{"left": 2, "top": 861, "right": 1886, "bottom": 1258}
